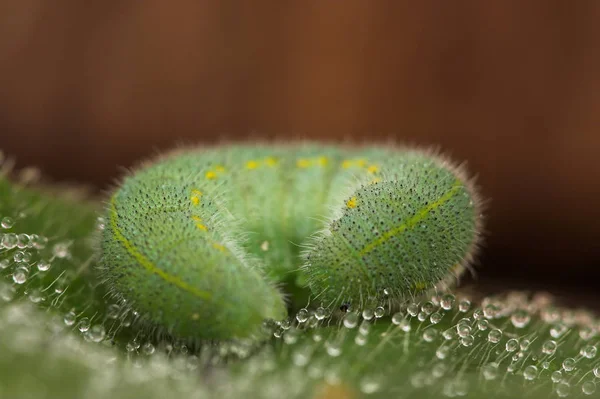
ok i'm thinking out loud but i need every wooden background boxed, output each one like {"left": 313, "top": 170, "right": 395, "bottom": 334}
{"left": 1, "top": 1, "right": 599, "bottom": 298}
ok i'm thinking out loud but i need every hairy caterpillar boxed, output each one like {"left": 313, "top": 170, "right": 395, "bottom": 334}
{"left": 100, "top": 144, "right": 482, "bottom": 342}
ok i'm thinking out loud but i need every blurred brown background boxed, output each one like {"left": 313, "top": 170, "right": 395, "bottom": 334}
{"left": 1, "top": 1, "right": 599, "bottom": 298}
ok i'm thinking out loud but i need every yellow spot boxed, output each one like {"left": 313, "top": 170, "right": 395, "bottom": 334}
{"left": 451, "top": 263, "right": 464, "bottom": 275}
{"left": 190, "top": 189, "right": 203, "bottom": 206}
{"left": 212, "top": 243, "right": 226, "bottom": 252}
{"left": 264, "top": 157, "right": 278, "bottom": 167}
{"left": 367, "top": 165, "right": 379, "bottom": 174}
{"left": 317, "top": 156, "right": 329, "bottom": 167}
{"left": 297, "top": 158, "right": 311, "bottom": 168}
{"left": 414, "top": 281, "right": 428, "bottom": 291}
{"left": 313, "top": 383, "right": 356, "bottom": 399}
{"left": 342, "top": 160, "right": 353, "bottom": 169}
{"left": 346, "top": 196, "right": 358, "bottom": 209}
{"left": 191, "top": 313, "right": 200, "bottom": 320}
{"left": 109, "top": 197, "right": 211, "bottom": 300}
{"left": 356, "top": 159, "right": 367, "bottom": 167}
{"left": 260, "top": 241, "right": 269, "bottom": 251}
{"left": 191, "top": 215, "right": 207, "bottom": 231}
{"left": 246, "top": 160, "right": 259, "bottom": 170}
{"left": 359, "top": 179, "right": 463, "bottom": 256}
{"left": 215, "top": 165, "right": 226, "bottom": 172}
{"left": 205, "top": 171, "right": 217, "bottom": 180}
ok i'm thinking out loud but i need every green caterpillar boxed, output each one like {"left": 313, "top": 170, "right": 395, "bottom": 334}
{"left": 100, "top": 144, "right": 482, "bottom": 342}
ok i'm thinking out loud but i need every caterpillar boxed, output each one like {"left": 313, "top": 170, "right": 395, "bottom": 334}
{"left": 100, "top": 143, "right": 482, "bottom": 342}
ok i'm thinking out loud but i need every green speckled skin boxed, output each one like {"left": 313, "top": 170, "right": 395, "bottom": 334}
{"left": 100, "top": 144, "right": 479, "bottom": 341}
{"left": 303, "top": 153, "right": 476, "bottom": 308}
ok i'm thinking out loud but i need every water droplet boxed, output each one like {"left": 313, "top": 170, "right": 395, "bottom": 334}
{"left": 16, "top": 234, "right": 30, "bottom": 249}
{"left": 121, "top": 311, "right": 134, "bottom": 327}
{"left": 594, "top": 366, "right": 600, "bottom": 378}
{"left": 355, "top": 334, "right": 367, "bottom": 346}
{"left": 358, "top": 321, "right": 370, "bottom": 335}
{"left": 430, "top": 312, "right": 442, "bottom": 324}
{"left": 511, "top": 309, "right": 531, "bottom": 328}
{"left": 460, "top": 335, "right": 474, "bottom": 347}
{"left": 36, "top": 259, "right": 51, "bottom": 272}
{"left": 583, "top": 381, "right": 597, "bottom": 395}
{"left": 325, "top": 341, "right": 342, "bottom": 357}
{"left": 296, "top": 308, "right": 309, "bottom": 323}
{"left": 2, "top": 233, "right": 18, "bottom": 249}
{"left": 142, "top": 342, "right": 155, "bottom": 355}
{"left": 472, "top": 309, "right": 484, "bottom": 320}
{"left": 292, "top": 346, "right": 312, "bottom": 366}
{"left": 30, "top": 234, "right": 48, "bottom": 250}
{"left": 436, "top": 346, "right": 450, "bottom": 360}
{"left": 407, "top": 303, "right": 419, "bottom": 317}
{"left": 562, "top": 357, "right": 576, "bottom": 372}
{"left": 432, "top": 363, "right": 447, "bottom": 378}
{"left": 417, "top": 311, "right": 427, "bottom": 322}
{"left": 54, "top": 281, "right": 66, "bottom": 294}
{"left": 383, "top": 288, "right": 391, "bottom": 296}
{"left": 13, "top": 250, "right": 28, "bottom": 262}
{"left": 422, "top": 329, "right": 437, "bottom": 342}
{"left": 458, "top": 299, "right": 471, "bottom": 312}
{"left": 581, "top": 345, "right": 597, "bottom": 359}
{"left": 399, "top": 319, "right": 411, "bottom": 332}
{"left": 542, "top": 340, "right": 558, "bottom": 355}
{"left": 1, "top": 217, "right": 15, "bottom": 229}
{"left": 477, "top": 319, "right": 489, "bottom": 331}
{"left": 307, "top": 315, "right": 319, "bottom": 328}
{"left": 360, "top": 376, "right": 380, "bottom": 394}
{"left": 440, "top": 294, "right": 455, "bottom": 310}
{"left": 343, "top": 312, "right": 359, "bottom": 328}
{"left": 411, "top": 372, "right": 425, "bottom": 388}
{"left": 556, "top": 381, "right": 570, "bottom": 397}
{"left": 457, "top": 324, "right": 471, "bottom": 338}
{"left": 550, "top": 323, "right": 568, "bottom": 339}
{"left": 542, "top": 361, "right": 550, "bottom": 369}
{"left": 0, "top": 283, "right": 16, "bottom": 302}
{"left": 87, "top": 325, "right": 106, "bottom": 342}
{"left": 442, "top": 328, "right": 456, "bottom": 340}
{"left": 12, "top": 266, "right": 29, "bottom": 284}
{"left": 28, "top": 289, "right": 45, "bottom": 303}
{"left": 63, "top": 311, "right": 77, "bottom": 326}
{"left": 391, "top": 312, "right": 404, "bottom": 325}
{"left": 280, "top": 319, "right": 291, "bottom": 330}
{"left": 551, "top": 370, "right": 563, "bottom": 383}
{"left": 421, "top": 301, "right": 435, "bottom": 315}
{"left": 126, "top": 339, "right": 140, "bottom": 352}
{"left": 374, "top": 306, "right": 385, "bottom": 318}
{"left": 96, "top": 217, "right": 106, "bottom": 231}
{"left": 488, "top": 329, "right": 502, "bottom": 343}
{"left": 520, "top": 339, "right": 531, "bottom": 351}
{"left": 315, "top": 307, "right": 327, "bottom": 320}
{"left": 579, "top": 327, "right": 596, "bottom": 341}
{"left": 52, "top": 242, "right": 71, "bottom": 259}
{"left": 483, "top": 304, "right": 498, "bottom": 319}
{"left": 505, "top": 338, "right": 519, "bottom": 352}
{"left": 482, "top": 363, "right": 499, "bottom": 380}
{"left": 77, "top": 317, "right": 91, "bottom": 332}
{"left": 362, "top": 308, "right": 374, "bottom": 320}
{"left": 453, "top": 379, "right": 468, "bottom": 396}
{"left": 0, "top": 259, "right": 10, "bottom": 269}
{"left": 523, "top": 365, "right": 538, "bottom": 380}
